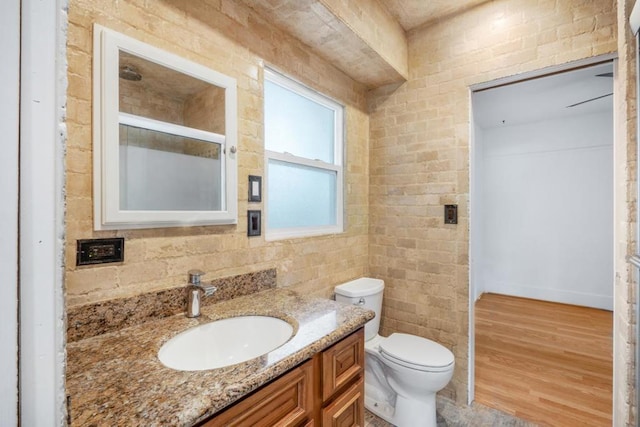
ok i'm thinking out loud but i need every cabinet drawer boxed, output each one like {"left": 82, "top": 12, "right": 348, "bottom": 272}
{"left": 321, "top": 376, "right": 364, "bottom": 427}
{"left": 203, "top": 360, "right": 313, "bottom": 427}
{"left": 322, "top": 329, "right": 364, "bottom": 401}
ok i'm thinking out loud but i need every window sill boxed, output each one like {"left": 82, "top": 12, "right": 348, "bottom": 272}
{"left": 265, "top": 225, "right": 344, "bottom": 242}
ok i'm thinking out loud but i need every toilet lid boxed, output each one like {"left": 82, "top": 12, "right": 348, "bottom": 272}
{"left": 379, "top": 333, "right": 454, "bottom": 371}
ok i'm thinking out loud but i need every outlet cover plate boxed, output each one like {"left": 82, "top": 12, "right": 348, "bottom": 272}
{"left": 77, "top": 238, "right": 124, "bottom": 266}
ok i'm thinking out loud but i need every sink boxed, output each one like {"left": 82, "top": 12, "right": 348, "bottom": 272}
{"left": 158, "top": 316, "right": 294, "bottom": 371}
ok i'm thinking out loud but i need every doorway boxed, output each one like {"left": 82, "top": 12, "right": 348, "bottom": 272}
{"left": 469, "top": 60, "right": 614, "bottom": 424}
{"left": 14, "top": 0, "right": 68, "bottom": 423}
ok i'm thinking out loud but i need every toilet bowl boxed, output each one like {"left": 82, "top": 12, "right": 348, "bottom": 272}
{"left": 335, "top": 278, "right": 454, "bottom": 427}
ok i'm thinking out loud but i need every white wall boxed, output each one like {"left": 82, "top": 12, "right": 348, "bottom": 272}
{"left": 477, "top": 111, "right": 613, "bottom": 310}
{"left": 20, "top": 0, "right": 68, "bottom": 424}
{"left": 0, "top": 0, "right": 20, "bottom": 424}
{"left": 471, "top": 119, "right": 485, "bottom": 302}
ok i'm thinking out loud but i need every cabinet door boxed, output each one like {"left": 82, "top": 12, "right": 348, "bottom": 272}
{"left": 322, "top": 329, "right": 364, "bottom": 401}
{"left": 203, "top": 360, "right": 313, "bottom": 427}
{"left": 321, "top": 377, "right": 364, "bottom": 427}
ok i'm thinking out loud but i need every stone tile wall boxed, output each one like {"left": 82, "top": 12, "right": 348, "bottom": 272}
{"left": 318, "top": 0, "right": 408, "bottom": 77}
{"left": 184, "top": 85, "right": 226, "bottom": 135}
{"left": 367, "top": 0, "right": 617, "bottom": 404}
{"left": 119, "top": 76, "right": 185, "bottom": 125}
{"left": 65, "top": 0, "right": 370, "bottom": 307}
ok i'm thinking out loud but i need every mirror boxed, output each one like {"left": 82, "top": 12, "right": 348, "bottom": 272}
{"left": 93, "top": 25, "right": 237, "bottom": 230}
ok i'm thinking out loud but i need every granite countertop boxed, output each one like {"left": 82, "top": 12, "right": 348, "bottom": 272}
{"left": 66, "top": 288, "right": 374, "bottom": 426}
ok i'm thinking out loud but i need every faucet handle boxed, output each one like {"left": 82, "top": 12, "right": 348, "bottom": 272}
{"left": 202, "top": 285, "right": 217, "bottom": 297}
{"left": 188, "top": 269, "right": 205, "bottom": 285}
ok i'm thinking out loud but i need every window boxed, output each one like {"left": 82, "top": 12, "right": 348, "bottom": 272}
{"left": 264, "top": 68, "right": 344, "bottom": 240}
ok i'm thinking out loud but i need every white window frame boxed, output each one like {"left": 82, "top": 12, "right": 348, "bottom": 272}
{"left": 264, "top": 68, "right": 344, "bottom": 241}
{"left": 93, "top": 25, "right": 238, "bottom": 230}
{"left": 119, "top": 112, "right": 226, "bottom": 146}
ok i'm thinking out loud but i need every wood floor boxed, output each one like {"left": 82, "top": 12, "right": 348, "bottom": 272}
{"left": 474, "top": 293, "right": 613, "bottom": 426}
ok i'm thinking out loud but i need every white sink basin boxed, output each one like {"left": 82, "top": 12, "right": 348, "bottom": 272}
{"left": 158, "top": 316, "right": 294, "bottom": 371}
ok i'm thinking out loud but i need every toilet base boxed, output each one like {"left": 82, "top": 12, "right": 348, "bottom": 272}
{"left": 364, "top": 394, "right": 395, "bottom": 424}
{"left": 364, "top": 381, "right": 395, "bottom": 420}
{"left": 394, "top": 393, "right": 436, "bottom": 427}
{"left": 364, "top": 387, "right": 437, "bottom": 427}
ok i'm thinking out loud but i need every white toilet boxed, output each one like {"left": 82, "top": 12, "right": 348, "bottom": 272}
{"left": 335, "top": 278, "right": 454, "bottom": 427}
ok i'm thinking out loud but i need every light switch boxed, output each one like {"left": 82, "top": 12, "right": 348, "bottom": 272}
{"left": 247, "top": 210, "right": 261, "bottom": 236}
{"left": 248, "top": 175, "right": 262, "bottom": 202}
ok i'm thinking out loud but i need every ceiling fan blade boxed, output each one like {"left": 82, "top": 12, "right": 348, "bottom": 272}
{"left": 566, "top": 92, "right": 613, "bottom": 108}
{"left": 596, "top": 72, "right": 613, "bottom": 77}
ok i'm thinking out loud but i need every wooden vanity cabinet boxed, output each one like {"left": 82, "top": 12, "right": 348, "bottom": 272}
{"left": 321, "top": 379, "right": 365, "bottom": 427}
{"left": 321, "top": 328, "right": 364, "bottom": 401}
{"left": 320, "top": 328, "right": 365, "bottom": 426}
{"left": 202, "top": 360, "right": 314, "bottom": 427}
{"left": 201, "top": 328, "right": 365, "bottom": 427}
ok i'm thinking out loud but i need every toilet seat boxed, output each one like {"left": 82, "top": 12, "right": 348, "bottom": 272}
{"left": 379, "top": 333, "right": 454, "bottom": 373}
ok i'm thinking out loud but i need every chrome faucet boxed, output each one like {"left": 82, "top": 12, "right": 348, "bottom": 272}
{"left": 186, "top": 269, "right": 217, "bottom": 318}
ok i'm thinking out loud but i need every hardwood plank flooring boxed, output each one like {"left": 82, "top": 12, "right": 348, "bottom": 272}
{"left": 474, "top": 293, "right": 613, "bottom": 426}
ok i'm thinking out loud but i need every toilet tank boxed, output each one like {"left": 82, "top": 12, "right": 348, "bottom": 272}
{"left": 334, "top": 278, "right": 384, "bottom": 341}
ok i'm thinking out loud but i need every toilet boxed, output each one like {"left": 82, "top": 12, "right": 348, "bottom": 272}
{"left": 335, "top": 278, "right": 454, "bottom": 427}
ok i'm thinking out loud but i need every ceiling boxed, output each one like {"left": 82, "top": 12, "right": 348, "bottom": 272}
{"left": 473, "top": 62, "right": 614, "bottom": 129}
{"left": 238, "top": 0, "right": 407, "bottom": 87}
{"left": 232, "top": 1, "right": 613, "bottom": 95}
{"left": 383, "top": 0, "right": 491, "bottom": 31}
{"left": 237, "top": 0, "right": 488, "bottom": 87}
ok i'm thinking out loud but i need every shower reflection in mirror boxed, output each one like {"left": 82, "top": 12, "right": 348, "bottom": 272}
{"left": 93, "top": 25, "right": 238, "bottom": 229}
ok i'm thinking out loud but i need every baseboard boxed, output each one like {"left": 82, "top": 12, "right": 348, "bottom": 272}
{"left": 482, "top": 282, "right": 613, "bottom": 311}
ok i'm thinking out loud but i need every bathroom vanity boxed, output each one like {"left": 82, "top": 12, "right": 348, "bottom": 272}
{"left": 66, "top": 287, "right": 372, "bottom": 426}
{"left": 203, "top": 328, "right": 364, "bottom": 426}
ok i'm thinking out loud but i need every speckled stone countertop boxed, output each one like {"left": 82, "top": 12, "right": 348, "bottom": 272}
{"left": 66, "top": 288, "right": 374, "bottom": 426}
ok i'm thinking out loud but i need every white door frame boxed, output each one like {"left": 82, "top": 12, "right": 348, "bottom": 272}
{"left": 0, "top": 0, "right": 21, "bottom": 423}
{"left": 467, "top": 53, "right": 617, "bottom": 405}
{"left": 19, "top": 0, "right": 67, "bottom": 424}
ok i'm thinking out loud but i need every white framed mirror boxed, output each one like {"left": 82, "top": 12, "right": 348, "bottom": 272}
{"left": 93, "top": 25, "right": 237, "bottom": 230}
